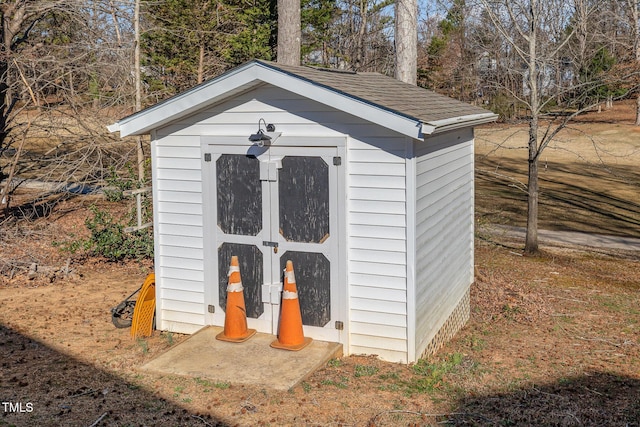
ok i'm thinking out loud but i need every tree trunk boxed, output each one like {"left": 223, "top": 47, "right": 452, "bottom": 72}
{"left": 0, "top": 6, "right": 14, "bottom": 184}
{"left": 277, "top": 0, "right": 301, "bottom": 66}
{"left": 134, "top": 0, "right": 144, "bottom": 183}
{"left": 322, "top": 40, "right": 329, "bottom": 67}
{"left": 631, "top": 0, "right": 640, "bottom": 125}
{"left": 198, "top": 43, "right": 205, "bottom": 84}
{"left": 524, "top": 0, "right": 540, "bottom": 255}
{"left": 354, "top": 0, "right": 367, "bottom": 70}
{"left": 0, "top": 59, "right": 8, "bottom": 148}
{"left": 395, "top": 0, "right": 417, "bottom": 84}
{"left": 109, "top": 0, "right": 122, "bottom": 45}
{"left": 524, "top": 116, "right": 540, "bottom": 255}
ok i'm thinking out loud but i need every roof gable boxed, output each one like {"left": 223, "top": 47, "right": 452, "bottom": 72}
{"left": 108, "top": 60, "right": 496, "bottom": 138}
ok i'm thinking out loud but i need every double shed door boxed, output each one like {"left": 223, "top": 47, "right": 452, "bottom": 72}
{"left": 206, "top": 141, "right": 343, "bottom": 342}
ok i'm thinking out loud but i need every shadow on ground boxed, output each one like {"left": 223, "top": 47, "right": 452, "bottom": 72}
{"left": 447, "top": 372, "right": 640, "bottom": 426}
{"left": 0, "top": 324, "right": 228, "bottom": 427}
{"left": 476, "top": 156, "right": 640, "bottom": 238}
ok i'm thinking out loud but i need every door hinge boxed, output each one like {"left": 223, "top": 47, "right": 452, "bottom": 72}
{"left": 204, "top": 153, "right": 212, "bottom": 162}
{"left": 335, "top": 321, "right": 344, "bottom": 330}
{"left": 262, "top": 283, "right": 282, "bottom": 305}
{"left": 259, "top": 161, "right": 278, "bottom": 181}
{"left": 333, "top": 156, "right": 342, "bottom": 166}
{"left": 207, "top": 304, "right": 215, "bottom": 313}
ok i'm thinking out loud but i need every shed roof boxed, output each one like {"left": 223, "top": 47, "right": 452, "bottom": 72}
{"left": 108, "top": 60, "right": 496, "bottom": 138}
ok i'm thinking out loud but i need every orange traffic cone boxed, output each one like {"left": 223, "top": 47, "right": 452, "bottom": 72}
{"left": 216, "top": 256, "right": 256, "bottom": 343}
{"left": 271, "top": 260, "right": 312, "bottom": 351}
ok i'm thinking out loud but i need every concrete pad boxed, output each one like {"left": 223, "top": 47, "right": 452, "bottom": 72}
{"left": 141, "top": 326, "right": 343, "bottom": 390}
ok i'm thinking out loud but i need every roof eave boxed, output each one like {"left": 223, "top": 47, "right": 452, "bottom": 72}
{"left": 423, "top": 112, "right": 498, "bottom": 136}
{"left": 108, "top": 61, "right": 264, "bottom": 137}
{"left": 106, "top": 122, "right": 120, "bottom": 133}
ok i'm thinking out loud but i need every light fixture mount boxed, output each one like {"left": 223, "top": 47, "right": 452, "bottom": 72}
{"left": 249, "top": 119, "right": 277, "bottom": 145}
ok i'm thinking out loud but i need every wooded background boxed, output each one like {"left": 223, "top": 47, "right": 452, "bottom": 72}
{"left": 1, "top": 0, "right": 639, "bottom": 253}
{"left": 1, "top": 1, "right": 637, "bottom": 125}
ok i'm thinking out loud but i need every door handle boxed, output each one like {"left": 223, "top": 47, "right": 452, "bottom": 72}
{"left": 263, "top": 241, "right": 278, "bottom": 253}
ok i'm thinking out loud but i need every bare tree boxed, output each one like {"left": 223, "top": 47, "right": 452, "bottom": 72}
{"left": 278, "top": 0, "right": 301, "bottom": 65}
{"left": 395, "top": 0, "right": 417, "bottom": 84}
{"left": 0, "top": 1, "right": 75, "bottom": 212}
{"left": 625, "top": 0, "right": 640, "bottom": 125}
{"left": 418, "top": 0, "right": 478, "bottom": 100}
{"left": 477, "top": 0, "right": 619, "bottom": 254}
{"left": 329, "top": 0, "right": 394, "bottom": 73}
{"left": 0, "top": 2, "right": 67, "bottom": 174}
{"left": 0, "top": 1, "right": 140, "bottom": 215}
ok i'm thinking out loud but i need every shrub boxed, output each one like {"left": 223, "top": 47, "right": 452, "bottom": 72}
{"left": 82, "top": 204, "right": 153, "bottom": 261}
{"left": 56, "top": 163, "right": 154, "bottom": 262}
{"left": 103, "top": 164, "right": 137, "bottom": 202}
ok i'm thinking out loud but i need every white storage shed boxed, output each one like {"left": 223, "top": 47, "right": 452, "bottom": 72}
{"left": 108, "top": 60, "right": 497, "bottom": 363}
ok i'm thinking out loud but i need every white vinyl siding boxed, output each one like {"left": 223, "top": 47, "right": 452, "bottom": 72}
{"left": 153, "top": 135, "right": 205, "bottom": 333}
{"left": 413, "top": 128, "right": 475, "bottom": 360}
{"left": 347, "top": 135, "right": 409, "bottom": 363}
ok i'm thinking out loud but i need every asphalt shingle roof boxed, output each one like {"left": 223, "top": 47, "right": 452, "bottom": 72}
{"left": 256, "top": 60, "right": 491, "bottom": 124}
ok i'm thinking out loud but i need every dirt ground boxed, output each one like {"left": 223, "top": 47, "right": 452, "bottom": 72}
{"left": 1, "top": 217, "right": 639, "bottom": 427}
{"left": 1, "top": 101, "right": 640, "bottom": 426}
